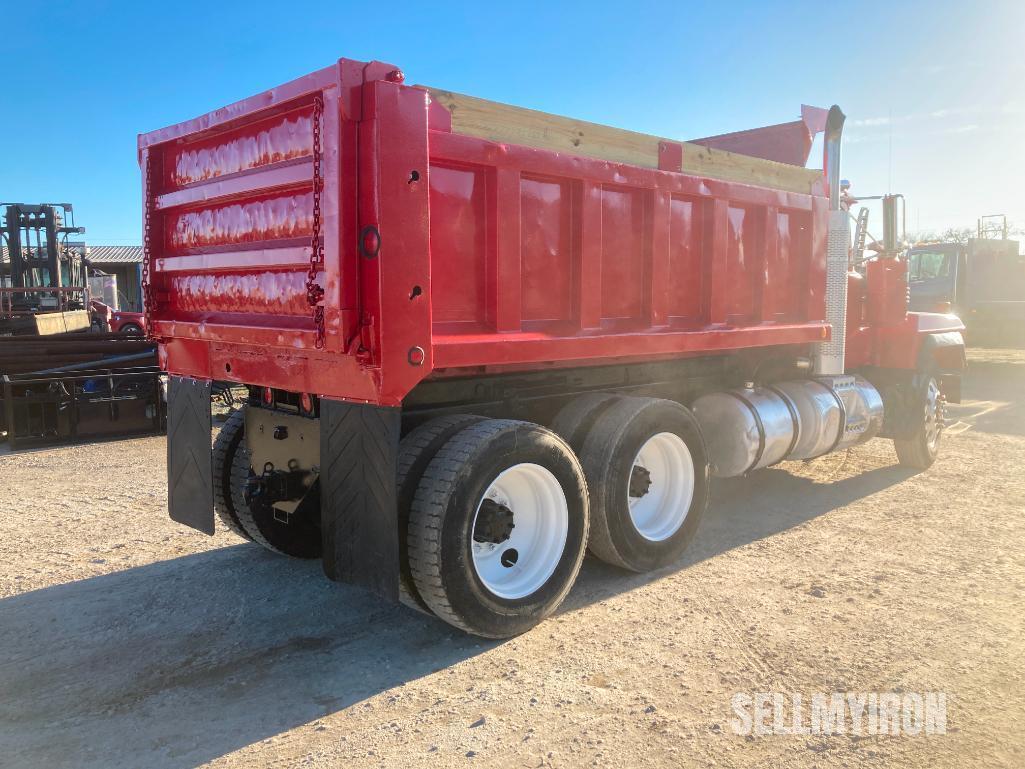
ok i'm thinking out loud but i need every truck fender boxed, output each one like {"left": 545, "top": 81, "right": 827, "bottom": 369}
{"left": 863, "top": 328, "right": 966, "bottom": 440}
{"left": 918, "top": 330, "right": 966, "bottom": 404}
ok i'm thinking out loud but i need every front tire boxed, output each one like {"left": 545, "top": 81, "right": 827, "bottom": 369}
{"left": 578, "top": 397, "right": 709, "bottom": 572}
{"left": 894, "top": 376, "right": 944, "bottom": 469}
{"left": 407, "top": 419, "right": 589, "bottom": 638}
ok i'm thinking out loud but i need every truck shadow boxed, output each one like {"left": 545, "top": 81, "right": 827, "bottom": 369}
{"left": 0, "top": 548, "right": 485, "bottom": 769}
{"left": 564, "top": 461, "right": 917, "bottom": 610}
{"left": 0, "top": 461, "right": 914, "bottom": 769}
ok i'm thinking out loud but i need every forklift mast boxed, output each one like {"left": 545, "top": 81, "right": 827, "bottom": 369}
{"left": 1, "top": 203, "right": 89, "bottom": 316}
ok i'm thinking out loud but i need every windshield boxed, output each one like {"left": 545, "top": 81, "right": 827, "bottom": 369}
{"left": 908, "top": 250, "right": 951, "bottom": 282}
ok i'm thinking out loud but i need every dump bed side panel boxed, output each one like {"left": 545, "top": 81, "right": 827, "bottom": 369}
{"left": 425, "top": 129, "right": 829, "bottom": 371}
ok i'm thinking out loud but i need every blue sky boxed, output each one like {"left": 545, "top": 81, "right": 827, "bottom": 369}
{"left": 4, "top": 0, "right": 1024, "bottom": 243}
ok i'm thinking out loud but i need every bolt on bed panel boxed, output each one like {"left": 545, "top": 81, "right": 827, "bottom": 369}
{"left": 141, "top": 62, "right": 433, "bottom": 406}
{"left": 144, "top": 103, "right": 325, "bottom": 346}
{"left": 598, "top": 186, "right": 646, "bottom": 323}
{"left": 764, "top": 209, "right": 812, "bottom": 322}
{"left": 165, "top": 190, "right": 315, "bottom": 252}
{"left": 520, "top": 175, "right": 574, "bottom": 324}
{"left": 428, "top": 164, "right": 488, "bottom": 327}
{"left": 666, "top": 195, "right": 706, "bottom": 323}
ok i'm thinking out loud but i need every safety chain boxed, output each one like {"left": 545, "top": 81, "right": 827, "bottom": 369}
{"left": 306, "top": 95, "right": 326, "bottom": 349}
{"left": 142, "top": 154, "right": 155, "bottom": 338}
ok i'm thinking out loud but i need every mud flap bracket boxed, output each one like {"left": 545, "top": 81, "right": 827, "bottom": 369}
{"left": 319, "top": 399, "right": 401, "bottom": 602}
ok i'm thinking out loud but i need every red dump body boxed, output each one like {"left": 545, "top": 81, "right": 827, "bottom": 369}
{"left": 139, "top": 58, "right": 834, "bottom": 406}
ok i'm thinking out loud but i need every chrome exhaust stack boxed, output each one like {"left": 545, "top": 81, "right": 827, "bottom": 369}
{"left": 815, "top": 105, "right": 850, "bottom": 378}
{"left": 809, "top": 107, "right": 881, "bottom": 467}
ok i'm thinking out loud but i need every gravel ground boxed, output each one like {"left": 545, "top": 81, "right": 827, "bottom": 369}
{"left": 1, "top": 349, "right": 1023, "bottom": 768}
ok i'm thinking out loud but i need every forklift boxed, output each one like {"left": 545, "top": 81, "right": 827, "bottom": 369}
{"left": 0, "top": 203, "right": 165, "bottom": 446}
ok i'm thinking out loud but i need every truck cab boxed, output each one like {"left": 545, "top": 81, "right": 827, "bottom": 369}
{"left": 907, "top": 243, "right": 963, "bottom": 314}
{"left": 908, "top": 238, "right": 1025, "bottom": 340}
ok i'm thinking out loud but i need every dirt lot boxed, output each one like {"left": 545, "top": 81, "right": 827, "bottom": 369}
{"left": 1, "top": 349, "right": 1023, "bottom": 769}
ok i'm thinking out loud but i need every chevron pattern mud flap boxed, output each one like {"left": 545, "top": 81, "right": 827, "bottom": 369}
{"left": 166, "top": 376, "right": 214, "bottom": 534}
{"left": 319, "top": 399, "right": 401, "bottom": 602}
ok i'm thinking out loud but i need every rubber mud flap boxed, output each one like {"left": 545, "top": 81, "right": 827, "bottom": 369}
{"left": 166, "top": 376, "right": 214, "bottom": 534}
{"left": 319, "top": 399, "right": 401, "bottom": 602}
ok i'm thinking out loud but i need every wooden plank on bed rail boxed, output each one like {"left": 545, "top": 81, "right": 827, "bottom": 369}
{"left": 426, "top": 88, "right": 821, "bottom": 195}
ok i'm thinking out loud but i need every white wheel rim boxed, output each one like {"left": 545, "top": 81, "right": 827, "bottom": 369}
{"left": 628, "top": 432, "right": 695, "bottom": 542}
{"left": 471, "top": 463, "right": 569, "bottom": 600}
{"left": 924, "top": 378, "right": 943, "bottom": 452}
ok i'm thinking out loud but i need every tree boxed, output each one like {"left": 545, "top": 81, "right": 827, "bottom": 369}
{"left": 907, "top": 223, "right": 1021, "bottom": 245}
{"left": 906, "top": 229, "right": 943, "bottom": 245}
{"left": 939, "top": 226, "right": 974, "bottom": 244}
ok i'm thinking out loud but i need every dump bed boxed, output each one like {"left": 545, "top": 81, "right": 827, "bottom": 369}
{"left": 139, "top": 57, "right": 831, "bottom": 406}
{"left": 965, "top": 238, "right": 1025, "bottom": 305}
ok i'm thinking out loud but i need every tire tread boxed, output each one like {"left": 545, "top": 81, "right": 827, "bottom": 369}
{"left": 549, "top": 392, "right": 621, "bottom": 451}
{"left": 212, "top": 409, "right": 253, "bottom": 542}
{"left": 396, "top": 414, "right": 486, "bottom": 614}
{"left": 579, "top": 398, "right": 652, "bottom": 570}
{"left": 894, "top": 376, "right": 942, "bottom": 470}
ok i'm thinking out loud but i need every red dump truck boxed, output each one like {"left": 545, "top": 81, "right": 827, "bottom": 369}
{"left": 139, "top": 57, "right": 965, "bottom": 638}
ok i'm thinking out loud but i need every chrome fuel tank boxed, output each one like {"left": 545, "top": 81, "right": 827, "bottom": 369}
{"left": 692, "top": 386, "right": 797, "bottom": 478}
{"left": 692, "top": 376, "right": 884, "bottom": 478}
{"left": 770, "top": 379, "right": 844, "bottom": 460}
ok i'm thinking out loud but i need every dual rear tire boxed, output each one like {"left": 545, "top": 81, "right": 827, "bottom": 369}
{"left": 399, "top": 396, "right": 709, "bottom": 637}
{"left": 579, "top": 398, "right": 708, "bottom": 572}
{"left": 212, "top": 409, "right": 321, "bottom": 558}
{"left": 214, "top": 394, "right": 709, "bottom": 638}
{"left": 553, "top": 395, "right": 709, "bottom": 573}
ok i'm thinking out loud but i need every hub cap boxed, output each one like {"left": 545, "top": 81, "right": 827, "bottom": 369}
{"left": 471, "top": 463, "right": 569, "bottom": 600}
{"left": 628, "top": 432, "right": 695, "bottom": 542}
